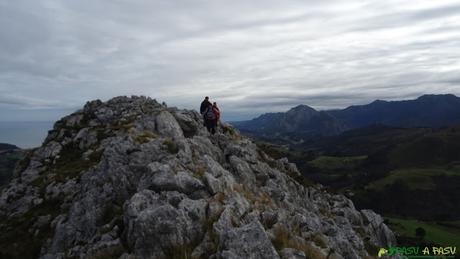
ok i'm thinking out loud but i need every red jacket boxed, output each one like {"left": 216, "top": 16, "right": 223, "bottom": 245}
{"left": 213, "top": 106, "right": 220, "bottom": 121}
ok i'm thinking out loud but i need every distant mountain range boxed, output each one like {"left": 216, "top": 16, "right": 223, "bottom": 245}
{"left": 0, "top": 143, "right": 19, "bottom": 151}
{"left": 232, "top": 94, "right": 460, "bottom": 140}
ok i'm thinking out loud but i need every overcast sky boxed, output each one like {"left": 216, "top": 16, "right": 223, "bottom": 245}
{"left": 1, "top": 0, "right": 460, "bottom": 121}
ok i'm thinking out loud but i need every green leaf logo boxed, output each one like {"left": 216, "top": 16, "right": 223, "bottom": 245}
{"left": 378, "top": 248, "right": 388, "bottom": 257}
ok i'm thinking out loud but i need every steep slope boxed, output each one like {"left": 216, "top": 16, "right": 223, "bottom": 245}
{"left": 0, "top": 96, "right": 396, "bottom": 259}
{"left": 233, "top": 105, "right": 344, "bottom": 140}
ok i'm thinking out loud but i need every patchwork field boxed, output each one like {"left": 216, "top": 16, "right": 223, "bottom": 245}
{"left": 367, "top": 167, "right": 460, "bottom": 191}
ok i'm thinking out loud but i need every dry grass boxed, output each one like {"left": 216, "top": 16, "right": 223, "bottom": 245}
{"left": 110, "top": 120, "right": 134, "bottom": 131}
{"left": 232, "top": 183, "right": 274, "bottom": 210}
{"left": 319, "top": 207, "right": 335, "bottom": 219}
{"left": 221, "top": 124, "right": 241, "bottom": 140}
{"left": 198, "top": 206, "right": 224, "bottom": 258}
{"left": 134, "top": 130, "right": 157, "bottom": 144}
{"left": 190, "top": 164, "right": 206, "bottom": 179}
{"left": 213, "top": 192, "right": 226, "bottom": 204}
{"left": 271, "top": 225, "right": 327, "bottom": 259}
{"left": 312, "top": 233, "right": 328, "bottom": 249}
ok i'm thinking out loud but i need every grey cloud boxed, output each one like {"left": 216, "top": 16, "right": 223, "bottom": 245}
{"left": 349, "top": 3, "right": 460, "bottom": 32}
{"left": 0, "top": 93, "right": 72, "bottom": 109}
{"left": 1, "top": 0, "right": 460, "bottom": 122}
{"left": 230, "top": 89, "right": 426, "bottom": 111}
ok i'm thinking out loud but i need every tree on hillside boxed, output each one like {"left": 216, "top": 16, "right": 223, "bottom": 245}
{"left": 415, "top": 227, "right": 426, "bottom": 240}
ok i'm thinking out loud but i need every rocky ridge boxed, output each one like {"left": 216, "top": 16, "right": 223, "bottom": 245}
{"left": 0, "top": 96, "right": 396, "bottom": 259}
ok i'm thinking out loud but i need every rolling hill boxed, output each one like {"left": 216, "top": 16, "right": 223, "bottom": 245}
{"left": 0, "top": 143, "right": 22, "bottom": 187}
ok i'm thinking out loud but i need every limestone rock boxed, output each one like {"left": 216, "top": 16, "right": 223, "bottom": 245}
{"left": 0, "top": 96, "right": 398, "bottom": 259}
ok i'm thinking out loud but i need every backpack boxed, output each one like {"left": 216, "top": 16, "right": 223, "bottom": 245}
{"left": 205, "top": 107, "right": 216, "bottom": 120}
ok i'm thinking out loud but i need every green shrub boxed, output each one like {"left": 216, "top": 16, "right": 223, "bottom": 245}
{"left": 52, "top": 144, "right": 103, "bottom": 182}
{"left": 0, "top": 198, "right": 62, "bottom": 259}
{"left": 163, "top": 139, "right": 179, "bottom": 154}
{"left": 415, "top": 227, "right": 426, "bottom": 239}
{"left": 14, "top": 149, "right": 33, "bottom": 176}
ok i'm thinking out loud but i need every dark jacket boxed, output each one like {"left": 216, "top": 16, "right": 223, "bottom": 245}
{"left": 200, "top": 100, "right": 211, "bottom": 114}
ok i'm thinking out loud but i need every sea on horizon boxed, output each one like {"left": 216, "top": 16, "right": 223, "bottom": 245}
{"left": 0, "top": 121, "right": 54, "bottom": 149}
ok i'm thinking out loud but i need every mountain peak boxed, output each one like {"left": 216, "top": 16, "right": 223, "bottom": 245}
{"left": 288, "top": 104, "right": 317, "bottom": 112}
{"left": 0, "top": 96, "right": 396, "bottom": 258}
{"left": 234, "top": 103, "right": 344, "bottom": 138}
{"left": 369, "top": 99, "right": 387, "bottom": 105}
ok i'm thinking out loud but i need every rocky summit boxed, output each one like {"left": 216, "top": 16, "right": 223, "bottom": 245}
{"left": 0, "top": 96, "right": 397, "bottom": 259}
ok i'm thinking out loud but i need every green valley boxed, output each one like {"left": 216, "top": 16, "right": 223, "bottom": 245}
{"left": 385, "top": 217, "right": 460, "bottom": 249}
{"left": 254, "top": 124, "right": 460, "bottom": 248}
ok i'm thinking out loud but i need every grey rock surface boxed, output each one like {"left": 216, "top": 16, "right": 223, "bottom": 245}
{"left": 0, "top": 96, "right": 397, "bottom": 259}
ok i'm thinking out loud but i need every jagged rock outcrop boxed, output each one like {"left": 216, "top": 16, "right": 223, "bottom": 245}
{"left": 0, "top": 96, "right": 397, "bottom": 259}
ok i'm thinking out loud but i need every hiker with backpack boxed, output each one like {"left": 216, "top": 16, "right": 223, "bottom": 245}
{"left": 203, "top": 102, "right": 217, "bottom": 134}
{"left": 212, "top": 102, "right": 220, "bottom": 122}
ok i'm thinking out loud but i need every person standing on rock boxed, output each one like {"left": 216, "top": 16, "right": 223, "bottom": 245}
{"left": 200, "top": 96, "right": 212, "bottom": 126}
{"left": 212, "top": 102, "right": 220, "bottom": 122}
{"left": 204, "top": 103, "right": 217, "bottom": 134}
{"left": 200, "top": 96, "right": 211, "bottom": 114}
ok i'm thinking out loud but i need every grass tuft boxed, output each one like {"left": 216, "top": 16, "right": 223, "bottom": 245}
{"left": 134, "top": 130, "right": 157, "bottom": 144}
{"left": 163, "top": 139, "right": 179, "bottom": 154}
{"left": 271, "top": 225, "right": 327, "bottom": 259}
